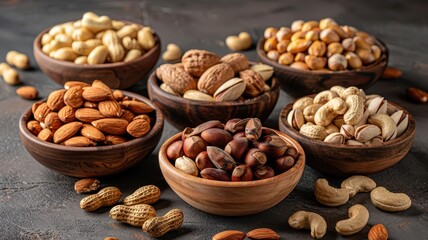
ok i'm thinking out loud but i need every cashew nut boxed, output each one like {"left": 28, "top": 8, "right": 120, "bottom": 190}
{"left": 330, "top": 85, "right": 345, "bottom": 96}
{"left": 225, "top": 32, "right": 252, "bottom": 51}
{"left": 341, "top": 86, "right": 365, "bottom": 100}
{"left": 303, "top": 104, "right": 322, "bottom": 123}
{"left": 343, "top": 95, "right": 364, "bottom": 125}
{"left": 335, "top": 204, "right": 369, "bottom": 235}
{"left": 292, "top": 96, "right": 314, "bottom": 111}
{"left": 314, "top": 97, "right": 347, "bottom": 126}
{"left": 368, "top": 114, "right": 397, "bottom": 141}
{"left": 288, "top": 211, "right": 327, "bottom": 239}
{"left": 314, "top": 90, "right": 339, "bottom": 105}
{"left": 341, "top": 175, "right": 376, "bottom": 198}
{"left": 314, "top": 178, "right": 349, "bottom": 207}
{"left": 370, "top": 186, "right": 411, "bottom": 212}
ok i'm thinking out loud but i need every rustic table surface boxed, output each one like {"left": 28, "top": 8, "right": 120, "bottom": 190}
{"left": 1, "top": 0, "right": 427, "bottom": 239}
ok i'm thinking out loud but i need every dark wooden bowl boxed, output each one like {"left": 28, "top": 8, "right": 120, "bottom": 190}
{"left": 19, "top": 91, "right": 164, "bottom": 178}
{"left": 278, "top": 99, "right": 415, "bottom": 176}
{"left": 158, "top": 128, "right": 305, "bottom": 216}
{"left": 33, "top": 22, "right": 161, "bottom": 89}
{"left": 147, "top": 62, "right": 280, "bottom": 130}
{"left": 256, "top": 35, "right": 388, "bottom": 98}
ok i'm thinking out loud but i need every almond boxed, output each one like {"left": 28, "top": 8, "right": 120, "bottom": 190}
{"left": 58, "top": 106, "right": 77, "bottom": 123}
{"left": 104, "top": 135, "right": 127, "bottom": 145}
{"left": 133, "top": 114, "right": 151, "bottom": 123}
{"left": 368, "top": 224, "right": 388, "bottom": 240}
{"left": 246, "top": 228, "right": 280, "bottom": 240}
{"left": 182, "top": 49, "right": 220, "bottom": 77}
{"left": 37, "top": 128, "right": 53, "bottom": 142}
{"left": 92, "top": 79, "right": 113, "bottom": 95}
{"left": 34, "top": 103, "right": 52, "bottom": 122}
{"left": 407, "top": 87, "right": 428, "bottom": 103}
{"left": 381, "top": 67, "right": 402, "bottom": 79}
{"left": 32, "top": 101, "right": 43, "bottom": 115}
{"left": 157, "top": 64, "right": 197, "bottom": 95}
{"left": 220, "top": 53, "right": 249, "bottom": 73}
{"left": 27, "top": 120, "right": 42, "bottom": 135}
{"left": 53, "top": 121, "right": 83, "bottom": 143}
{"left": 113, "top": 90, "right": 125, "bottom": 101}
{"left": 127, "top": 119, "right": 151, "bottom": 138}
{"left": 83, "top": 101, "right": 98, "bottom": 109}
{"left": 198, "top": 63, "right": 235, "bottom": 95}
{"left": 63, "top": 136, "right": 96, "bottom": 147}
{"left": 74, "top": 178, "right": 100, "bottom": 194}
{"left": 98, "top": 100, "right": 123, "bottom": 117}
{"left": 16, "top": 86, "right": 38, "bottom": 100}
{"left": 47, "top": 89, "right": 66, "bottom": 111}
{"left": 64, "top": 86, "right": 84, "bottom": 108}
{"left": 44, "top": 112, "right": 63, "bottom": 130}
{"left": 121, "top": 100, "right": 154, "bottom": 114}
{"left": 120, "top": 110, "right": 136, "bottom": 122}
{"left": 81, "top": 124, "right": 105, "bottom": 142}
{"left": 64, "top": 81, "right": 90, "bottom": 90}
{"left": 82, "top": 86, "right": 111, "bottom": 102}
{"left": 91, "top": 118, "right": 128, "bottom": 135}
{"left": 75, "top": 108, "right": 105, "bottom": 122}
{"left": 212, "top": 230, "right": 246, "bottom": 240}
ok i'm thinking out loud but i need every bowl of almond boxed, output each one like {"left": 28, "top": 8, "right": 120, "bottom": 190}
{"left": 33, "top": 12, "right": 161, "bottom": 89}
{"left": 19, "top": 80, "right": 164, "bottom": 177}
{"left": 257, "top": 18, "right": 388, "bottom": 97}
{"left": 147, "top": 49, "right": 280, "bottom": 130}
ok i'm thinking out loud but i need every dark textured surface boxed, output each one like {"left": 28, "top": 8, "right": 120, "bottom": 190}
{"left": 0, "top": 0, "right": 427, "bottom": 239}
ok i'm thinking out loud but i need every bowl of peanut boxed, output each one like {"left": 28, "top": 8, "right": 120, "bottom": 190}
{"left": 147, "top": 49, "right": 280, "bottom": 130}
{"left": 158, "top": 118, "right": 305, "bottom": 216}
{"left": 257, "top": 18, "right": 388, "bottom": 97}
{"left": 33, "top": 12, "right": 161, "bottom": 89}
{"left": 278, "top": 86, "right": 415, "bottom": 176}
{"left": 19, "top": 80, "right": 164, "bottom": 177}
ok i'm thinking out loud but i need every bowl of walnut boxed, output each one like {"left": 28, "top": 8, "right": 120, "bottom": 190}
{"left": 33, "top": 12, "right": 161, "bottom": 89}
{"left": 147, "top": 49, "right": 280, "bottom": 130}
{"left": 19, "top": 80, "right": 164, "bottom": 177}
{"left": 257, "top": 18, "right": 388, "bottom": 97}
{"left": 278, "top": 86, "right": 415, "bottom": 176}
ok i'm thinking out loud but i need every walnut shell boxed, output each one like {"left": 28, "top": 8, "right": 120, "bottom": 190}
{"left": 182, "top": 49, "right": 220, "bottom": 77}
{"left": 239, "top": 69, "right": 265, "bottom": 98}
{"left": 220, "top": 53, "right": 249, "bottom": 73}
{"left": 157, "top": 64, "right": 196, "bottom": 95}
{"left": 197, "top": 63, "right": 234, "bottom": 95}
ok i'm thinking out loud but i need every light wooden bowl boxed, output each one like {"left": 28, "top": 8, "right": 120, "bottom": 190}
{"left": 147, "top": 62, "right": 280, "bottom": 130}
{"left": 33, "top": 22, "right": 161, "bottom": 89}
{"left": 19, "top": 91, "right": 164, "bottom": 177}
{"left": 256, "top": 34, "right": 388, "bottom": 98}
{"left": 158, "top": 128, "right": 306, "bottom": 216}
{"left": 278, "top": 99, "right": 415, "bottom": 176}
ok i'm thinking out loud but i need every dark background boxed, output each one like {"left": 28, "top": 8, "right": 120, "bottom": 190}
{"left": 0, "top": 0, "right": 427, "bottom": 239}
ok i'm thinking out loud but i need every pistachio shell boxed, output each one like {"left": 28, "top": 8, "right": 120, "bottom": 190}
{"left": 354, "top": 124, "right": 382, "bottom": 142}
{"left": 249, "top": 64, "right": 274, "bottom": 81}
{"left": 324, "top": 132, "right": 345, "bottom": 144}
{"left": 183, "top": 90, "right": 215, "bottom": 102}
{"left": 213, "top": 78, "right": 246, "bottom": 102}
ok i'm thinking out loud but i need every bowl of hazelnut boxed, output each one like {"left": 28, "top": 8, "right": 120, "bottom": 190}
{"left": 278, "top": 86, "right": 415, "bottom": 176}
{"left": 158, "top": 118, "right": 305, "bottom": 216}
{"left": 33, "top": 12, "right": 161, "bottom": 89}
{"left": 257, "top": 18, "right": 388, "bottom": 97}
{"left": 19, "top": 80, "right": 164, "bottom": 177}
{"left": 147, "top": 49, "right": 280, "bottom": 130}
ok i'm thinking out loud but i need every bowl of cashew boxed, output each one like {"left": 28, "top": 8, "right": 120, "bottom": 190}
{"left": 33, "top": 12, "right": 161, "bottom": 89}
{"left": 278, "top": 86, "right": 416, "bottom": 176}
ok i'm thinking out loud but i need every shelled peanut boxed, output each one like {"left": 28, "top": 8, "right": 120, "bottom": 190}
{"left": 156, "top": 49, "right": 274, "bottom": 102}
{"left": 40, "top": 12, "right": 157, "bottom": 64}
{"left": 167, "top": 118, "right": 300, "bottom": 181}
{"left": 263, "top": 18, "right": 384, "bottom": 71}
{"left": 287, "top": 86, "right": 410, "bottom": 146}
{"left": 27, "top": 79, "right": 154, "bottom": 146}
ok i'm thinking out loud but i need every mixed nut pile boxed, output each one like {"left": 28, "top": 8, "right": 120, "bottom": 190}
{"left": 40, "top": 12, "right": 156, "bottom": 64}
{"left": 167, "top": 118, "right": 300, "bottom": 181}
{"left": 287, "top": 86, "right": 409, "bottom": 145}
{"left": 262, "top": 18, "right": 384, "bottom": 71}
{"left": 27, "top": 80, "right": 154, "bottom": 146}
{"left": 156, "top": 50, "right": 274, "bottom": 101}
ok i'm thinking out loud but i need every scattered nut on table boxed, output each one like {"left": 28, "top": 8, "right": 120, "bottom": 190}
{"left": 288, "top": 210, "right": 327, "bottom": 239}
{"left": 335, "top": 204, "right": 369, "bottom": 236}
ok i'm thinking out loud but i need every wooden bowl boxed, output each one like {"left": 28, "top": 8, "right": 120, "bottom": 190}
{"left": 33, "top": 23, "right": 161, "bottom": 89}
{"left": 147, "top": 63, "right": 280, "bottom": 130}
{"left": 256, "top": 35, "right": 388, "bottom": 98}
{"left": 19, "top": 91, "right": 164, "bottom": 177}
{"left": 278, "top": 99, "right": 415, "bottom": 176}
{"left": 158, "top": 128, "right": 306, "bottom": 216}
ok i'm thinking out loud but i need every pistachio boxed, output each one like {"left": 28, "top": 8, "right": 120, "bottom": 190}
{"left": 353, "top": 36, "right": 371, "bottom": 50}
{"left": 371, "top": 45, "right": 382, "bottom": 60}
{"left": 320, "top": 29, "right": 340, "bottom": 44}
{"left": 231, "top": 165, "right": 253, "bottom": 181}
{"left": 245, "top": 118, "right": 262, "bottom": 141}
{"left": 213, "top": 78, "right": 246, "bottom": 102}
{"left": 308, "top": 41, "right": 326, "bottom": 57}
{"left": 200, "top": 168, "right": 230, "bottom": 181}
{"left": 195, "top": 151, "right": 215, "bottom": 171}
{"left": 324, "top": 132, "right": 345, "bottom": 144}
{"left": 224, "top": 137, "right": 249, "bottom": 160}
{"left": 253, "top": 165, "right": 275, "bottom": 180}
{"left": 354, "top": 124, "right": 382, "bottom": 142}
{"left": 328, "top": 54, "right": 347, "bottom": 71}
{"left": 327, "top": 42, "right": 343, "bottom": 57}
{"left": 278, "top": 52, "right": 294, "bottom": 65}
{"left": 356, "top": 48, "right": 375, "bottom": 65}
{"left": 390, "top": 110, "right": 409, "bottom": 137}
{"left": 367, "top": 97, "right": 387, "bottom": 115}
{"left": 206, "top": 146, "right": 236, "bottom": 171}
{"left": 287, "top": 39, "right": 312, "bottom": 54}
{"left": 183, "top": 90, "right": 215, "bottom": 102}
{"left": 287, "top": 109, "right": 305, "bottom": 130}
{"left": 365, "top": 135, "right": 383, "bottom": 146}
{"left": 346, "top": 139, "right": 364, "bottom": 146}
{"left": 175, "top": 156, "right": 198, "bottom": 176}
{"left": 340, "top": 125, "right": 355, "bottom": 139}
{"left": 247, "top": 65, "right": 273, "bottom": 82}
{"left": 325, "top": 123, "right": 340, "bottom": 134}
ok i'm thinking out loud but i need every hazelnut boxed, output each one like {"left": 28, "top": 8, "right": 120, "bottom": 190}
{"left": 195, "top": 151, "right": 215, "bottom": 171}
{"left": 291, "top": 31, "right": 306, "bottom": 41}
{"left": 245, "top": 118, "right": 262, "bottom": 141}
{"left": 320, "top": 29, "right": 340, "bottom": 44}
{"left": 224, "top": 137, "right": 249, "bottom": 161}
{"left": 264, "top": 37, "right": 277, "bottom": 52}
{"left": 278, "top": 52, "right": 294, "bottom": 65}
{"left": 244, "top": 148, "right": 267, "bottom": 167}
{"left": 301, "top": 21, "right": 319, "bottom": 32}
{"left": 264, "top": 27, "right": 278, "bottom": 39}
{"left": 253, "top": 165, "right": 275, "bottom": 180}
{"left": 290, "top": 62, "right": 309, "bottom": 70}
{"left": 275, "top": 155, "right": 295, "bottom": 173}
{"left": 200, "top": 168, "right": 230, "bottom": 181}
{"left": 305, "top": 55, "right": 327, "bottom": 70}
{"left": 356, "top": 48, "right": 375, "bottom": 65}
{"left": 232, "top": 165, "right": 253, "bottom": 181}
{"left": 232, "top": 131, "right": 246, "bottom": 139}
{"left": 201, "top": 128, "right": 232, "bottom": 148}
{"left": 345, "top": 52, "right": 363, "bottom": 69}
{"left": 183, "top": 136, "right": 207, "bottom": 159}
{"left": 342, "top": 38, "right": 356, "bottom": 52}
{"left": 276, "top": 27, "right": 292, "bottom": 41}
{"left": 308, "top": 41, "right": 326, "bottom": 57}
{"left": 319, "top": 18, "right": 338, "bottom": 30}
{"left": 206, "top": 146, "right": 236, "bottom": 171}
{"left": 267, "top": 50, "right": 279, "bottom": 61}
{"left": 294, "top": 53, "right": 306, "bottom": 62}
{"left": 305, "top": 30, "right": 319, "bottom": 41}
{"left": 286, "top": 146, "right": 299, "bottom": 159}
{"left": 328, "top": 54, "right": 347, "bottom": 71}
{"left": 257, "top": 135, "right": 288, "bottom": 158}
{"left": 291, "top": 20, "right": 304, "bottom": 32}
{"left": 166, "top": 140, "right": 183, "bottom": 161}
{"left": 276, "top": 40, "right": 291, "bottom": 54}
{"left": 327, "top": 42, "right": 344, "bottom": 57}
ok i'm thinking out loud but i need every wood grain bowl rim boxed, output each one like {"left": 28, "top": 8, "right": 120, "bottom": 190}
{"left": 158, "top": 128, "right": 306, "bottom": 188}
{"left": 256, "top": 33, "right": 389, "bottom": 75}
{"left": 278, "top": 98, "right": 416, "bottom": 150}
{"left": 19, "top": 91, "right": 164, "bottom": 153}
{"left": 33, "top": 21, "right": 161, "bottom": 68}
{"left": 147, "top": 62, "right": 280, "bottom": 107}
